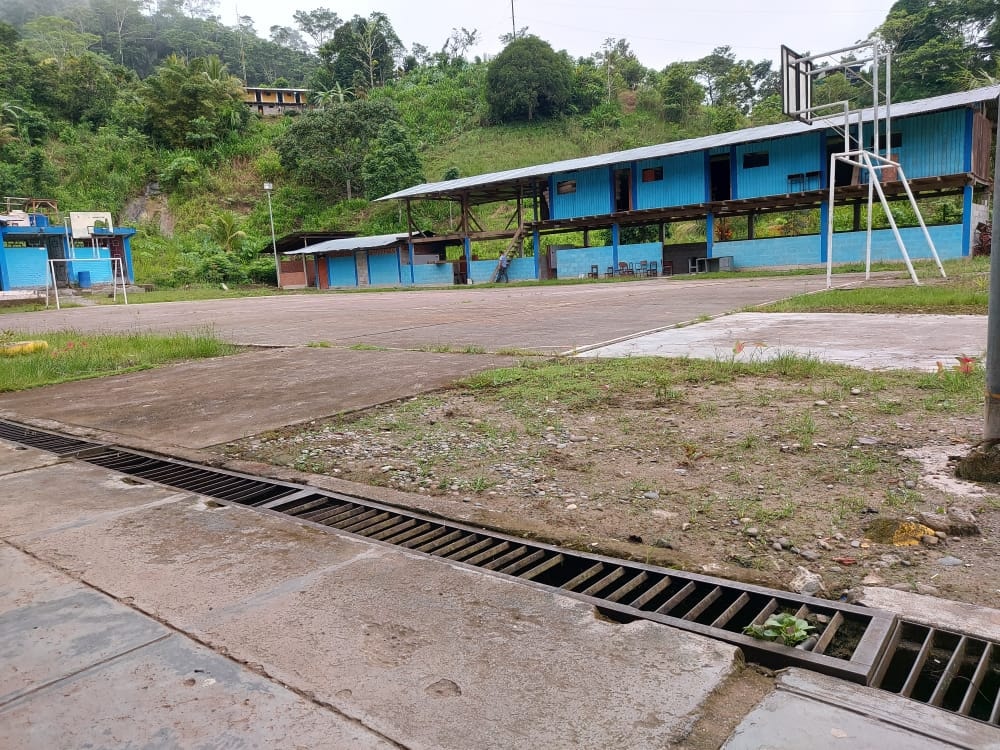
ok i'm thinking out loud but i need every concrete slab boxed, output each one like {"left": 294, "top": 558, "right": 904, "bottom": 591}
{"left": 723, "top": 668, "right": 1000, "bottom": 750}
{"left": 581, "top": 312, "right": 987, "bottom": 371}
{"left": 858, "top": 587, "right": 1000, "bottom": 642}
{"left": 0, "top": 634, "right": 396, "bottom": 750}
{"left": 0, "top": 460, "right": 185, "bottom": 539}
{"left": 0, "top": 441, "right": 59, "bottom": 475}
{"left": 16, "top": 478, "right": 740, "bottom": 750}
{"left": 0, "top": 548, "right": 168, "bottom": 706}
{"left": 0, "top": 347, "right": 513, "bottom": 448}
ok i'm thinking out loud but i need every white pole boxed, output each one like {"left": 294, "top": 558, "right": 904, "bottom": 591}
{"left": 872, "top": 43, "right": 880, "bottom": 159}
{"left": 862, "top": 152, "right": 919, "bottom": 285}
{"left": 264, "top": 183, "right": 281, "bottom": 289}
{"left": 826, "top": 151, "right": 837, "bottom": 289}
{"left": 895, "top": 163, "right": 946, "bottom": 279}
{"left": 865, "top": 176, "right": 874, "bottom": 280}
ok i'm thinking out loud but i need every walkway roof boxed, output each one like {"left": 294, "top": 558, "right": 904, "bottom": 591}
{"left": 282, "top": 233, "right": 407, "bottom": 256}
{"left": 376, "top": 85, "right": 1000, "bottom": 205}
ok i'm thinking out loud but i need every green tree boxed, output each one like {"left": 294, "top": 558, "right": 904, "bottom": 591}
{"left": 657, "top": 62, "right": 704, "bottom": 124}
{"left": 196, "top": 211, "right": 247, "bottom": 254}
{"left": 317, "top": 12, "right": 402, "bottom": 92}
{"left": 486, "top": 36, "right": 574, "bottom": 122}
{"left": 293, "top": 7, "right": 342, "bottom": 50}
{"left": 880, "top": 0, "right": 999, "bottom": 99}
{"left": 362, "top": 121, "right": 424, "bottom": 199}
{"left": 275, "top": 98, "right": 402, "bottom": 199}
{"left": 139, "top": 54, "right": 249, "bottom": 149}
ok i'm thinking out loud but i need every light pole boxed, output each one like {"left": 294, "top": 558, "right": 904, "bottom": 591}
{"left": 263, "top": 181, "right": 281, "bottom": 288}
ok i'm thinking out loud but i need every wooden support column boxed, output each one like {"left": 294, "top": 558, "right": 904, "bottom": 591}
{"left": 405, "top": 199, "right": 416, "bottom": 284}
{"left": 583, "top": 229, "right": 590, "bottom": 247}
{"left": 747, "top": 211, "right": 755, "bottom": 240}
{"left": 853, "top": 203, "right": 862, "bottom": 232}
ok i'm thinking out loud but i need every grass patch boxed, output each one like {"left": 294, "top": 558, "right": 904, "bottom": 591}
{"left": 757, "top": 257, "right": 989, "bottom": 315}
{"left": 0, "top": 329, "right": 239, "bottom": 392}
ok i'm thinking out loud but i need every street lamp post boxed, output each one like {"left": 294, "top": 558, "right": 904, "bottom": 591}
{"left": 263, "top": 181, "right": 280, "bottom": 288}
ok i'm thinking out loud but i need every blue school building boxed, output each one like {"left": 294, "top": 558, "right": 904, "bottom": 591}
{"left": 319, "top": 85, "right": 995, "bottom": 289}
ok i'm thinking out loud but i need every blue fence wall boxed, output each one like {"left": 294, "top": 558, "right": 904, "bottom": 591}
{"left": 555, "top": 242, "right": 661, "bottom": 277}
{"left": 367, "top": 251, "right": 400, "bottom": 285}
{"left": 327, "top": 255, "right": 356, "bottom": 286}
{"left": 467, "top": 258, "right": 533, "bottom": 282}
{"left": 1, "top": 246, "right": 48, "bottom": 288}
{"left": 411, "top": 263, "right": 454, "bottom": 285}
{"left": 720, "top": 223, "right": 964, "bottom": 267}
{"left": 67, "top": 249, "right": 113, "bottom": 284}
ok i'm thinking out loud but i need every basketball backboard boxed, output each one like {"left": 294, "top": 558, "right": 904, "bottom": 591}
{"left": 781, "top": 45, "right": 813, "bottom": 124}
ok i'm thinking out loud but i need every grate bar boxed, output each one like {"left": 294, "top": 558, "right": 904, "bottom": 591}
{"left": 711, "top": 592, "right": 750, "bottom": 629}
{"left": 499, "top": 549, "right": 546, "bottom": 577}
{"left": 628, "top": 575, "right": 673, "bottom": 609}
{"left": 563, "top": 563, "right": 604, "bottom": 592}
{"left": 683, "top": 586, "right": 721, "bottom": 622}
{"left": 811, "top": 612, "right": 843, "bottom": 656}
{"left": 657, "top": 581, "right": 698, "bottom": 615}
{"left": 521, "top": 554, "right": 564, "bottom": 581}
{"left": 900, "top": 628, "right": 935, "bottom": 699}
{"left": 606, "top": 571, "right": 648, "bottom": 604}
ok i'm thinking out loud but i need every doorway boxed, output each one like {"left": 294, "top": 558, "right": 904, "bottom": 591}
{"left": 613, "top": 168, "right": 632, "bottom": 212}
{"left": 826, "top": 137, "right": 855, "bottom": 187}
{"left": 709, "top": 155, "right": 731, "bottom": 201}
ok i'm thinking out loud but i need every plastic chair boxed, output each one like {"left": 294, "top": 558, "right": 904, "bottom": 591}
{"left": 589, "top": 264, "right": 599, "bottom": 278}
{"left": 648, "top": 261, "right": 658, "bottom": 277}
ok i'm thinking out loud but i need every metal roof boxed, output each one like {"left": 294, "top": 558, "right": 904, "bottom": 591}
{"left": 377, "top": 85, "right": 1000, "bottom": 204}
{"left": 282, "top": 233, "right": 408, "bottom": 256}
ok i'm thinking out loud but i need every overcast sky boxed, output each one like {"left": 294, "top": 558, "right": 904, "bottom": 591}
{"left": 224, "top": 1, "right": 897, "bottom": 69}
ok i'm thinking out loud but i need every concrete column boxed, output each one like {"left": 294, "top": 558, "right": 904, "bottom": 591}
{"left": 612, "top": 223, "right": 620, "bottom": 268}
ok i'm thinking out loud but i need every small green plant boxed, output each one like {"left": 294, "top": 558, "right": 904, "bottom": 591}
{"left": 743, "top": 613, "right": 815, "bottom": 646}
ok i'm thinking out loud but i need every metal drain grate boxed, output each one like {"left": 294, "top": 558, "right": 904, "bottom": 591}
{"left": 0, "top": 418, "right": 942, "bottom": 691}
{"left": 872, "top": 620, "right": 1000, "bottom": 726}
{"left": 0, "top": 421, "right": 102, "bottom": 455}
{"left": 81, "top": 447, "right": 305, "bottom": 506}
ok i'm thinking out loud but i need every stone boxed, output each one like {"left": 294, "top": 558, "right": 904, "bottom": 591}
{"left": 772, "top": 542, "right": 783, "bottom": 552}
{"left": 915, "top": 583, "right": 940, "bottom": 596}
{"left": 798, "top": 550, "right": 819, "bottom": 562}
{"left": 850, "top": 388, "right": 862, "bottom": 395}
{"left": 861, "top": 574, "right": 884, "bottom": 586}
{"left": 918, "top": 512, "right": 951, "bottom": 533}
{"left": 745, "top": 527, "right": 759, "bottom": 538}
{"left": 937, "top": 556, "right": 964, "bottom": 567}
{"left": 858, "top": 436, "right": 879, "bottom": 446}
{"left": 851, "top": 540, "right": 861, "bottom": 548}
{"left": 642, "top": 491, "right": 660, "bottom": 501}
{"left": 935, "top": 531, "right": 947, "bottom": 539}
{"left": 681, "top": 522, "right": 691, "bottom": 532}
{"left": 814, "top": 400, "right": 828, "bottom": 407}
{"left": 817, "top": 540, "right": 832, "bottom": 551}
{"left": 654, "top": 538, "right": 674, "bottom": 549}
{"left": 946, "top": 507, "right": 980, "bottom": 536}
{"left": 650, "top": 509, "right": 676, "bottom": 520}
{"left": 569, "top": 435, "right": 588, "bottom": 443}
{"left": 565, "top": 504, "right": 578, "bottom": 511}
{"left": 789, "top": 566, "right": 824, "bottom": 596}
{"left": 921, "top": 535, "right": 938, "bottom": 546}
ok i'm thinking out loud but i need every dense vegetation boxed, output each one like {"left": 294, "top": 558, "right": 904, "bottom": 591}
{"left": 0, "top": 0, "right": 996, "bottom": 286}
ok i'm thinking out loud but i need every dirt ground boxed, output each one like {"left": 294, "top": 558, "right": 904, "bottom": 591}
{"left": 221, "top": 356, "right": 1000, "bottom": 609}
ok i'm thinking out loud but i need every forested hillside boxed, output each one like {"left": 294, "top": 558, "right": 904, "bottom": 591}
{"left": 0, "top": 0, "right": 996, "bottom": 285}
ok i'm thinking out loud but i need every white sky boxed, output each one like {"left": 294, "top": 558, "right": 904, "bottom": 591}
{"left": 225, "top": 0, "right": 897, "bottom": 69}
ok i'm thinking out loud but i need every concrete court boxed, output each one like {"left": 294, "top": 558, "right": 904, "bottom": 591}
{"left": 581, "top": 311, "right": 988, "bottom": 371}
{"left": 0, "top": 273, "right": 853, "bottom": 351}
{"left": 0, "top": 441, "right": 741, "bottom": 749}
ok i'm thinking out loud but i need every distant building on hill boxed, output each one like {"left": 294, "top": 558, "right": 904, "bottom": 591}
{"left": 244, "top": 87, "right": 311, "bottom": 116}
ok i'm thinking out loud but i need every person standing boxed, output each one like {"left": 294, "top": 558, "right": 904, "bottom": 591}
{"left": 497, "top": 253, "right": 510, "bottom": 282}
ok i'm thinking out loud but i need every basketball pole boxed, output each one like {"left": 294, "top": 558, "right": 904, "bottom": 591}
{"left": 983, "top": 103, "right": 1000, "bottom": 442}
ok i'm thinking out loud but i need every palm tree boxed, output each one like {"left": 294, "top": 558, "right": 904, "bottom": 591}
{"left": 196, "top": 211, "right": 248, "bottom": 254}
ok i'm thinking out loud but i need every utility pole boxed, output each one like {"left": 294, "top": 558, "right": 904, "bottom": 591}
{"left": 984, "top": 104, "right": 1000, "bottom": 440}
{"left": 511, "top": 0, "right": 516, "bottom": 39}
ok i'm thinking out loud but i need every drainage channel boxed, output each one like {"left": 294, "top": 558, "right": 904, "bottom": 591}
{"left": 2, "top": 418, "right": 998, "bottom": 726}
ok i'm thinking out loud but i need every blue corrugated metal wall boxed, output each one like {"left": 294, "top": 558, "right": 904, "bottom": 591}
{"left": 411, "top": 263, "right": 454, "bottom": 285}
{"left": 327, "top": 255, "right": 356, "bottom": 286}
{"left": 550, "top": 168, "right": 612, "bottom": 219}
{"left": 734, "top": 133, "right": 823, "bottom": 199}
{"left": 860, "top": 110, "right": 966, "bottom": 179}
{"left": 635, "top": 152, "right": 705, "bottom": 209}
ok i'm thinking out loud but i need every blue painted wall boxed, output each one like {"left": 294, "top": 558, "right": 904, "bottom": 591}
{"left": 734, "top": 133, "right": 823, "bottom": 199}
{"left": 1, "top": 246, "right": 48, "bottom": 288}
{"left": 550, "top": 168, "right": 612, "bottom": 219}
{"left": 635, "top": 152, "right": 705, "bottom": 209}
{"left": 411, "top": 263, "right": 454, "bottom": 285}
{"left": 367, "top": 251, "right": 401, "bottom": 285}
{"left": 555, "top": 242, "right": 661, "bottom": 277}
{"left": 327, "top": 255, "right": 356, "bottom": 286}
{"left": 860, "top": 109, "right": 966, "bottom": 180}
{"left": 67, "top": 248, "right": 113, "bottom": 284}
{"left": 721, "top": 224, "right": 964, "bottom": 267}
